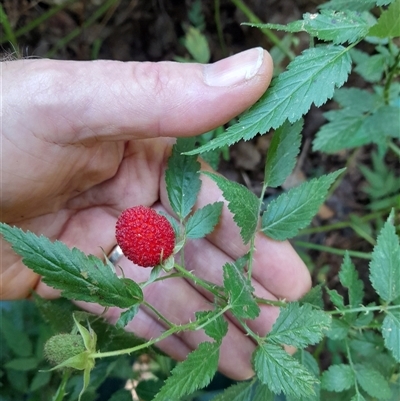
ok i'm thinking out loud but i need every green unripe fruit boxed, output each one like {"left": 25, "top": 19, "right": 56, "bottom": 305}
{"left": 44, "top": 334, "right": 86, "bottom": 366}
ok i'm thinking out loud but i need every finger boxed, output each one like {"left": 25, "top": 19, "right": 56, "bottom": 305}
{"left": 3, "top": 48, "right": 272, "bottom": 143}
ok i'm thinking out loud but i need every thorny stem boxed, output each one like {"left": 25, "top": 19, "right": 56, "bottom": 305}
{"left": 327, "top": 303, "right": 400, "bottom": 316}
{"left": 143, "top": 301, "right": 175, "bottom": 328}
{"left": 90, "top": 312, "right": 214, "bottom": 359}
{"left": 173, "top": 263, "right": 226, "bottom": 301}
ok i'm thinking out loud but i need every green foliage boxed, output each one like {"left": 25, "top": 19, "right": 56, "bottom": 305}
{"left": 153, "top": 342, "right": 220, "bottom": 401}
{"left": 204, "top": 172, "right": 259, "bottom": 244}
{"left": 1, "top": 1, "right": 400, "bottom": 400}
{"left": 223, "top": 260, "right": 260, "bottom": 320}
{"left": 261, "top": 169, "right": 344, "bottom": 240}
{"left": 264, "top": 119, "right": 303, "bottom": 188}
{"left": 0, "top": 223, "right": 143, "bottom": 308}
{"left": 166, "top": 137, "right": 201, "bottom": 220}
{"left": 188, "top": 45, "right": 352, "bottom": 153}
{"left": 369, "top": 0, "right": 400, "bottom": 38}
{"left": 185, "top": 202, "right": 224, "bottom": 239}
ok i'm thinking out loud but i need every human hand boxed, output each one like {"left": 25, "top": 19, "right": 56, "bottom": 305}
{"left": 1, "top": 49, "right": 311, "bottom": 379}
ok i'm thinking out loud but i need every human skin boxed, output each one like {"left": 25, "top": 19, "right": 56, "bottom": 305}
{"left": 0, "top": 48, "right": 311, "bottom": 380}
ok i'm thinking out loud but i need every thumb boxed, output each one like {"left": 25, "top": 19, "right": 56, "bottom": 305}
{"left": 3, "top": 48, "right": 273, "bottom": 143}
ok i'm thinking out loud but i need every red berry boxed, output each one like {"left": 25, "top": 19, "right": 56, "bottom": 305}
{"left": 115, "top": 206, "right": 175, "bottom": 267}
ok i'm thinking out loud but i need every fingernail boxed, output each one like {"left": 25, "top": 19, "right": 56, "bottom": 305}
{"left": 204, "top": 47, "right": 264, "bottom": 87}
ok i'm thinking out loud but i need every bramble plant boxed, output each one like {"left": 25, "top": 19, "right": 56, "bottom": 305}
{"left": 1, "top": 0, "right": 399, "bottom": 400}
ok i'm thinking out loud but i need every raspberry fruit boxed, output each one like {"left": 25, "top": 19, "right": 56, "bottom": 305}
{"left": 115, "top": 206, "right": 175, "bottom": 267}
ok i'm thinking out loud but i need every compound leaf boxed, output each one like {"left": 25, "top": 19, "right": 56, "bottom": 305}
{"left": 339, "top": 252, "right": 365, "bottom": 307}
{"left": 223, "top": 261, "right": 260, "bottom": 320}
{"left": 0, "top": 223, "right": 143, "bottom": 308}
{"left": 153, "top": 342, "right": 219, "bottom": 401}
{"left": 369, "top": 211, "right": 400, "bottom": 303}
{"left": 369, "top": 0, "right": 400, "bottom": 38}
{"left": 204, "top": 172, "right": 259, "bottom": 244}
{"left": 261, "top": 169, "right": 344, "bottom": 240}
{"left": 267, "top": 302, "right": 331, "bottom": 348}
{"left": 187, "top": 45, "right": 352, "bottom": 153}
{"left": 265, "top": 119, "right": 302, "bottom": 188}
{"left": 321, "top": 364, "right": 355, "bottom": 392}
{"left": 253, "top": 343, "right": 317, "bottom": 397}
{"left": 185, "top": 202, "right": 223, "bottom": 239}
{"left": 382, "top": 311, "right": 400, "bottom": 362}
{"left": 166, "top": 138, "right": 201, "bottom": 219}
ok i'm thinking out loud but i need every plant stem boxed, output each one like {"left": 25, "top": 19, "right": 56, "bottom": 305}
{"left": 299, "top": 209, "right": 391, "bottom": 235}
{"left": 12, "top": 0, "right": 78, "bottom": 42}
{"left": 214, "top": 0, "right": 227, "bottom": 57}
{"left": 52, "top": 370, "right": 71, "bottom": 401}
{"left": 229, "top": 0, "right": 295, "bottom": 60}
{"left": 388, "top": 140, "right": 400, "bottom": 158}
{"left": 255, "top": 297, "right": 287, "bottom": 308}
{"left": 143, "top": 301, "right": 175, "bottom": 328}
{"left": 46, "top": 0, "right": 119, "bottom": 58}
{"left": 173, "top": 263, "right": 226, "bottom": 300}
{"left": 0, "top": 4, "right": 18, "bottom": 51}
{"left": 91, "top": 312, "right": 213, "bottom": 359}
{"left": 294, "top": 241, "right": 372, "bottom": 259}
{"left": 383, "top": 48, "right": 400, "bottom": 105}
{"left": 327, "top": 303, "right": 400, "bottom": 315}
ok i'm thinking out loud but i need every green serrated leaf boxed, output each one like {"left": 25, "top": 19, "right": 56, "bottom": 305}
{"left": 0, "top": 223, "right": 143, "bottom": 308}
{"left": 248, "top": 10, "right": 371, "bottom": 44}
{"left": 265, "top": 119, "right": 302, "bottom": 188}
{"left": 195, "top": 311, "right": 228, "bottom": 342}
{"left": 153, "top": 342, "right": 219, "bottom": 401}
{"left": 185, "top": 202, "right": 223, "bottom": 239}
{"left": 366, "top": 105, "right": 400, "bottom": 139}
{"left": 267, "top": 303, "right": 331, "bottom": 348}
{"left": 183, "top": 26, "right": 210, "bottom": 63}
{"left": 376, "top": 0, "right": 396, "bottom": 5}
{"left": 261, "top": 169, "right": 344, "bottom": 240}
{"left": 165, "top": 138, "right": 201, "bottom": 219}
{"left": 354, "top": 53, "right": 387, "bottom": 83}
{"left": 326, "top": 317, "right": 350, "bottom": 340}
{"left": 354, "top": 364, "right": 392, "bottom": 399}
{"left": 350, "top": 393, "right": 367, "bottom": 401}
{"left": 321, "top": 364, "right": 355, "bottom": 392}
{"left": 326, "top": 289, "right": 345, "bottom": 309}
{"left": 339, "top": 252, "right": 365, "bottom": 307}
{"left": 116, "top": 304, "right": 140, "bottom": 328}
{"left": 287, "top": 350, "right": 320, "bottom": 401}
{"left": 369, "top": 211, "right": 400, "bottom": 303}
{"left": 312, "top": 109, "right": 371, "bottom": 153}
{"left": 369, "top": 0, "right": 400, "bottom": 38}
{"left": 211, "top": 379, "right": 258, "bottom": 401}
{"left": 319, "top": 0, "right": 376, "bottom": 11}
{"left": 223, "top": 261, "right": 260, "bottom": 320}
{"left": 301, "top": 284, "right": 324, "bottom": 309}
{"left": 333, "top": 87, "right": 382, "bottom": 112}
{"left": 252, "top": 343, "right": 317, "bottom": 397}
{"left": 188, "top": 45, "right": 352, "bottom": 153}
{"left": 204, "top": 172, "right": 259, "bottom": 244}
{"left": 382, "top": 311, "right": 400, "bottom": 362}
